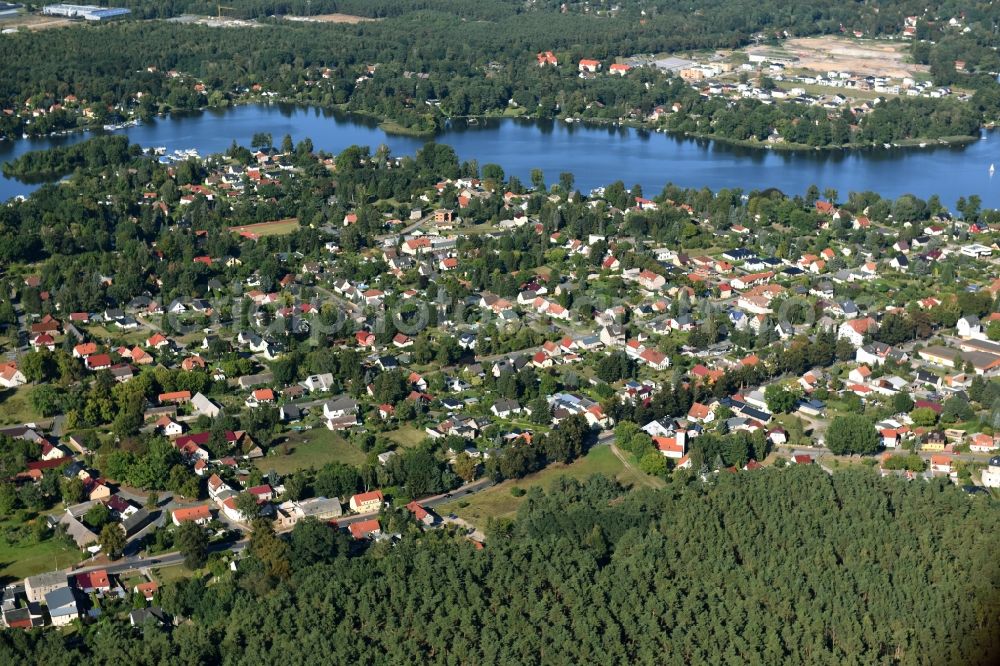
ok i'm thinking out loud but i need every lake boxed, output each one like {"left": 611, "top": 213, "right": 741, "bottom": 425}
{"left": 1, "top": 103, "right": 998, "bottom": 207}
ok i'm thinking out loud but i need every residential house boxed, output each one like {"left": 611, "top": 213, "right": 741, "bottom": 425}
{"left": 349, "top": 490, "right": 385, "bottom": 514}
{"left": 491, "top": 399, "right": 523, "bottom": 419}
{"left": 25, "top": 572, "right": 68, "bottom": 604}
{"left": 171, "top": 505, "right": 212, "bottom": 526}
{"left": 44, "top": 587, "right": 80, "bottom": 627}
{"left": 348, "top": 518, "right": 382, "bottom": 540}
{"left": 0, "top": 362, "right": 27, "bottom": 388}
{"left": 838, "top": 317, "right": 876, "bottom": 348}
{"left": 653, "top": 433, "right": 686, "bottom": 459}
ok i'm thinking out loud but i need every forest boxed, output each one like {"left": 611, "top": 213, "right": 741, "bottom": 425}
{"left": 0, "top": 468, "right": 996, "bottom": 664}
{"left": 0, "top": 0, "right": 998, "bottom": 145}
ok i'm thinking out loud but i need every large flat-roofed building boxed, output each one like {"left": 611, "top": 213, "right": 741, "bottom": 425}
{"left": 42, "top": 4, "right": 130, "bottom": 20}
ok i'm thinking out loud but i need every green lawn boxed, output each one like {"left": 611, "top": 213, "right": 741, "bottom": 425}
{"left": 0, "top": 535, "right": 81, "bottom": 583}
{"left": 152, "top": 565, "right": 193, "bottom": 585}
{"left": 439, "top": 445, "right": 652, "bottom": 524}
{"left": 385, "top": 425, "right": 428, "bottom": 449}
{"left": 256, "top": 427, "right": 366, "bottom": 474}
{"left": 0, "top": 385, "right": 41, "bottom": 425}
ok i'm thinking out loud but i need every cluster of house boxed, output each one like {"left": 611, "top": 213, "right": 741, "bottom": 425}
{"left": 3, "top": 568, "right": 159, "bottom": 629}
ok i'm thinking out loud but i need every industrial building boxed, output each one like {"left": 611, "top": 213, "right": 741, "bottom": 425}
{"left": 41, "top": 4, "right": 130, "bottom": 21}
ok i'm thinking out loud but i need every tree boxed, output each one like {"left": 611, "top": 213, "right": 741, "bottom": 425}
{"left": 764, "top": 384, "right": 798, "bottom": 414}
{"left": 892, "top": 392, "right": 915, "bottom": 414}
{"left": 84, "top": 502, "right": 111, "bottom": 530}
{"left": 941, "top": 395, "right": 973, "bottom": 423}
{"left": 19, "top": 351, "right": 54, "bottom": 383}
{"left": 235, "top": 492, "right": 262, "bottom": 522}
{"left": 289, "top": 517, "right": 342, "bottom": 569}
{"left": 825, "top": 414, "right": 878, "bottom": 455}
{"left": 29, "top": 385, "right": 62, "bottom": 417}
{"left": 452, "top": 452, "right": 479, "bottom": 483}
{"left": 249, "top": 521, "right": 290, "bottom": 580}
{"left": 559, "top": 172, "right": 575, "bottom": 194}
{"left": 909, "top": 407, "right": 938, "bottom": 428}
{"left": 99, "top": 523, "right": 126, "bottom": 559}
{"left": 314, "top": 462, "right": 361, "bottom": 499}
{"left": 530, "top": 168, "right": 545, "bottom": 191}
{"left": 0, "top": 481, "right": 17, "bottom": 517}
{"left": 251, "top": 132, "right": 272, "bottom": 150}
{"left": 61, "top": 477, "right": 85, "bottom": 505}
{"left": 987, "top": 320, "right": 1000, "bottom": 342}
{"left": 638, "top": 451, "right": 667, "bottom": 476}
{"left": 176, "top": 521, "right": 208, "bottom": 569}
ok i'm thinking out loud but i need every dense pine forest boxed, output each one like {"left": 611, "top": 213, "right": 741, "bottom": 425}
{"left": 0, "top": 468, "right": 996, "bottom": 664}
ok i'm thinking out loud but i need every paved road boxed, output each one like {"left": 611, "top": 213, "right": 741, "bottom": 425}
{"left": 374, "top": 213, "right": 431, "bottom": 242}
{"left": 775, "top": 442, "right": 994, "bottom": 464}
{"left": 72, "top": 539, "right": 249, "bottom": 579}
{"left": 333, "top": 477, "right": 495, "bottom": 527}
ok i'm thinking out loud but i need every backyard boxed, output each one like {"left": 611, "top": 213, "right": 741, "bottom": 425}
{"left": 0, "top": 385, "right": 41, "bottom": 426}
{"left": 385, "top": 425, "right": 428, "bottom": 448}
{"left": 0, "top": 526, "right": 80, "bottom": 583}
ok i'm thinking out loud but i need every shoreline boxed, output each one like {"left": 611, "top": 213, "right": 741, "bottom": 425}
{"left": 1, "top": 96, "right": 988, "bottom": 156}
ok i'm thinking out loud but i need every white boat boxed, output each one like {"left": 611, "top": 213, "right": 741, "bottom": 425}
{"left": 991, "top": 163, "right": 996, "bottom": 177}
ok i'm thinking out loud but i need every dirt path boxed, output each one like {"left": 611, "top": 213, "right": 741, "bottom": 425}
{"left": 610, "top": 443, "right": 666, "bottom": 489}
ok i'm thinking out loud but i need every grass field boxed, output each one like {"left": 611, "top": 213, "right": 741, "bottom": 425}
{"left": 0, "top": 535, "right": 81, "bottom": 583}
{"left": 256, "top": 428, "right": 366, "bottom": 474}
{"left": 228, "top": 218, "right": 300, "bottom": 238}
{"left": 385, "top": 425, "right": 427, "bottom": 449}
{"left": 0, "top": 385, "right": 41, "bottom": 425}
{"left": 152, "top": 566, "right": 192, "bottom": 585}
{"left": 438, "top": 445, "right": 655, "bottom": 524}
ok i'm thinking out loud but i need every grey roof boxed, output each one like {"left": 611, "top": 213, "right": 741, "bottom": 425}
{"left": 58, "top": 512, "right": 98, "bottom": 547}
{"left": 492, "top": 398, "right": 521, "bottom": 413}
{"left": 121, "top": 508, "right": 153, "bottom": 536}
{"left": 26, "top": 571, "right": 67, "bottom": 591}
{"left": 325, "top": 396, "right": 358, "bottom": 413}
{"left": 44, "top": 587, "right": 78, "bottom": 617}
{"left": 129, "top": 607, "right": 166, "bottom": 626}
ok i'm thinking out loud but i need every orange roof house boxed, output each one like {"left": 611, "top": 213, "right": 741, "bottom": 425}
{"left": 171, "top": 505, "right": 211, "bottom": 525}
{"left": 158, "top": 390, "right": 192, "bottom": 405}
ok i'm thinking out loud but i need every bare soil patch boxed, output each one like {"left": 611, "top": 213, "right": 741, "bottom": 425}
{"left": 781, "top": 36, "right": 927, "bottom": 78}
{"left": 284, "top": 13, "right": 378, "bottom": 24}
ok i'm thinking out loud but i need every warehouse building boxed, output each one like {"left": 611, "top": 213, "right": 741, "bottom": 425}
{"left": 42, "top": 4, "right": 130, "bottom": 20}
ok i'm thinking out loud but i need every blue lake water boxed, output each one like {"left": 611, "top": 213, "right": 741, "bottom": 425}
{"left": 1, "top": 103, "right": 998, "bottom": 208}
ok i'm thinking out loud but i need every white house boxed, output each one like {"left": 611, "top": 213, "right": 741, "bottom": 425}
{"left": 838, "top": 317, "right": 876, "bottom": 348}
{"left": 982, "top": 456, "right": 1000, "bottom": 488}
{"left": 956, "top": 315, "right": 982, "bottom": 340}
